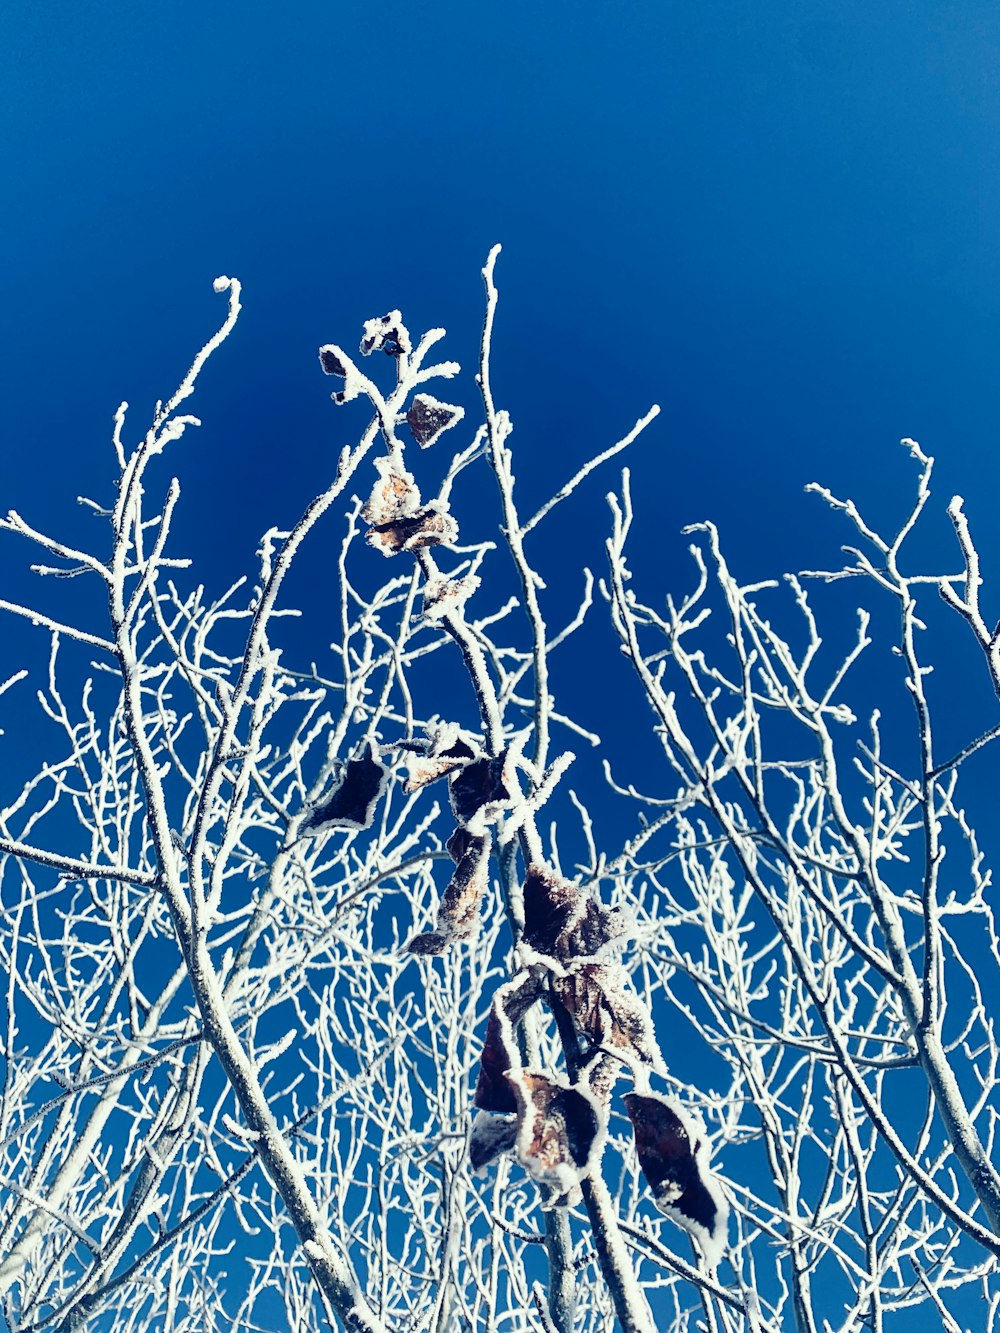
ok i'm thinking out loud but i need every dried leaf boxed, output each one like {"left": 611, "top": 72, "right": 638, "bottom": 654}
{"left": 508, "top": 1070, "right": 605, "bottom": 1198}
{"left": 624, "top": 1092, "right": 729, "bottom": 1266}
{"left": 406, "top": 829, "right": 491, "bottom": 954}
{"left": 473, "top": 973, "right": 544, "bottom": 1113}
{"left": 362, "top": 456, "right": 420, "bottom": 527}
{"left": 406, "top": 393, "right": 465, "bottom": 448}
{"left": 367, "top": 503, "right": 458, "bottom": 558}
{"left": 360, "top": 311, "right": 411, "bottom": 357}
{"left": 318, "top": 345, "right": 350, "bottom": 377}
{"left": 318, "top": 343, "right": 365, "bottom": 404}
{"left": 552, "top": 964, "right": 664, "bottom": 1077}
{"left": 521, "top": 862, "right": 628, "bottom": 965}
{"left": 450, "top": 749, "right": 518, "bottom": 828}
{"left": 474, "top": 1007, "right": 520, "bottom": 1113}
{"left": 398, "top": 722, "right": 479, "bottom": 794}
{"left": 303, "top": 744, "right": 388, "bottom": 833}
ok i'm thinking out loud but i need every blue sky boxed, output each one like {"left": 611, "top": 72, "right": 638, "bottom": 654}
{"left": 5, "top": 0, "right": 999, "bottom": 789}
{"left": 2, "top": 2, "right": 1000, "bottom": 1325}
{"left": 4, "top": 0, "right": 1000, "bottom": 589}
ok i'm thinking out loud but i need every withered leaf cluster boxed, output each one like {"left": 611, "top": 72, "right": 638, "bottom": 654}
{"left": 469, "top": 862, "right": 729, "bottom": 1258}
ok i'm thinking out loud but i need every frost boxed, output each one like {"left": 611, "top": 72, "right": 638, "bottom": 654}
{"left": 421, "top": 574, "right": 480, "bottom": 622}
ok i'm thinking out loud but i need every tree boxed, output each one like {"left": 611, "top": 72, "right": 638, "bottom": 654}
{"left": 0, "top": 251, "right": 998, "bottom": 1332}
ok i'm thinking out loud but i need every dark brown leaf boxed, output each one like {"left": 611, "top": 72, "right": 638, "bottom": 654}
{"left": 450, "top": 749, "right": 517, "bottom": 827}
{"left": 318, "top": 345, "right": 349, "bottom": 377}
{"left": 406, "top": 830, "right": 491, "bottom": 954}
{"left": 472, "top": 973, "right": 544, "bottom": 1112}
{"left": 521, "top": 863, "right": 628, "bottom": 964}
{"left": 303, "top": 744, "right": 388, "bottom": 833}
{"left": 624, "top": 1092, "right": 729, "bottom": 1265}
{"left": 406, "top": 394, "right": 465, "bottom": 448}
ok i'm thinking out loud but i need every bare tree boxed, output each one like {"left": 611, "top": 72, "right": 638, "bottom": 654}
{"left": 0, "top": 252, "right": 997, "bottom": 1332}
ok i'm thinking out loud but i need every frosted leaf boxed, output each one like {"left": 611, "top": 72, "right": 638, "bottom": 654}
{"left": 552, "top": 963, "right": 664, "bottom": 1080}
{"left": 318, "top": 343, "right": 365, "bottom": 404}
{"left": 450, "top": 748, "right": 518, "bottom": 828}
{"left": 422, "top": 574, "right": 480, "bottom": 623}
{"left": 397, "top": 721, "right": 480, "bottom": 793}
{"left": 521, "top": 862, "right": 629, "bottom": 965}
{"left": 508, "top": 1070, "right": 606, "bottom": 1201}
{"left": 406, "top": 828, "right": 491, "bottom": 954}
{"left": 406, "top": 393, "right": 466, "bottom": 448}
{"left": 473, "top": 972, "right": 544, "bottom": 1113}
{"left": 303, "top": 743, "right": 388, "bottom": 833}
{"left": 469, "top": 1110, "right": 517, "bottom": 1172}
{"left": 362, "top": 456, "right": 421, "bottom": 527}
{"left": 624, "top": 1092, "right": 729, "bottom": 1267}
{"left": 360, "top": 311, "right": 411, "bottom": 358}
{"left": 367, "top": 501, "right": 458, "bottom": 558}
{"left": 318, "top": 345, "right": 349, "bottom": 377}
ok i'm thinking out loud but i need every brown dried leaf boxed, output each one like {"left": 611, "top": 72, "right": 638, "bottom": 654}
{"left": 624, "top": 1092, "right": 729, "bottom": 1266}
{"left": 406, "top": 830, "right": 491, "bottom": 954}
{"left": 406, "top": 393, "right": 465, "bottom": 448}
{"left": 507, "top": 1071, "right": 604, "bottom": 1196}
{"left": 552, "top": 964, "right": 663, "bottom": 1075}
{"left": 521, "top": 862, "right": 628, "bottom": 964}
{"left": 450, "top": 749, "right": 518, "bottom": 828}
{"left": 399, "top": 723, "right": 479, "bottom": 794}
{"left": 367, "top": 503, "right": 458, "bottom": 558}
{"left": 362, "top": 456, "right": 420, "bottom": 527}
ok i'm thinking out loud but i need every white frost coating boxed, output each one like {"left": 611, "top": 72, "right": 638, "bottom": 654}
{"left": 222, "top": 1113, "right": 262, "bottom": 1143}
{"left": 421, "top": 573, "right": 480, "bottom": 621}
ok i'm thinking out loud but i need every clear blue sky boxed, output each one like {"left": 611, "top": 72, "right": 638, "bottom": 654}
{"left": 4, "top": 0, "right": 999, "bottom": 576}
